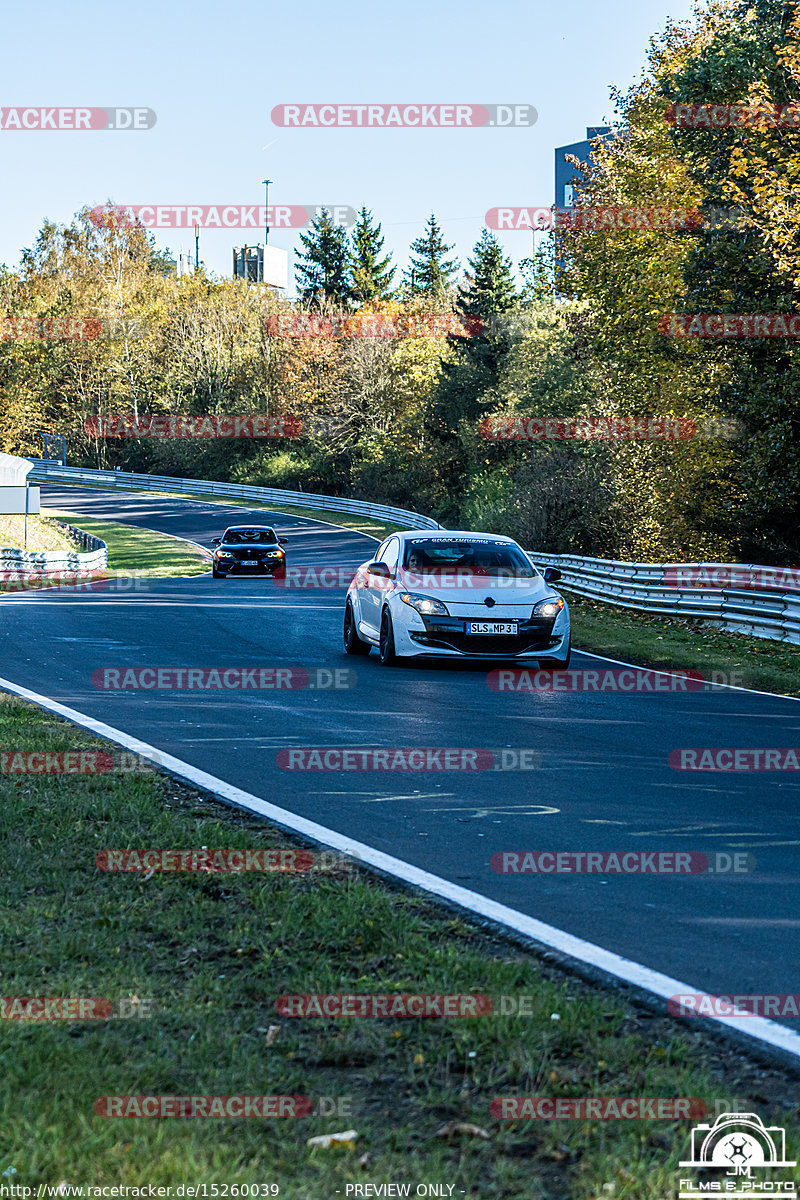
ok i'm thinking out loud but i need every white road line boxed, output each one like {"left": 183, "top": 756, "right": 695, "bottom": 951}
{"left": 3, "top": 673, "right": 800, "bottom": 1065}
{"left": 574, "top": 648, "right": 800, "bottom": 703}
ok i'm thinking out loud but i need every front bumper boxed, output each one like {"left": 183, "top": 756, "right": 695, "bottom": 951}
{"left": 395, "top": 612, "right": 569, "bottom": 659}
{"left": 215, "top": 557, "right": 286, "bottom": 574}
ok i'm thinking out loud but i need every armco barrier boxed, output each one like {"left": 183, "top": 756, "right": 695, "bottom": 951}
{"left": 526, "top": 553, "right": 800, "bottom": 646}
{"left": 0, "top": 519, "right": 107, "bottom": 576}
{"left": 25, "top": 461, "right": 798, "bottom": 644}
{"left": 24, "top": 461, "right": 442, "bottom": 532}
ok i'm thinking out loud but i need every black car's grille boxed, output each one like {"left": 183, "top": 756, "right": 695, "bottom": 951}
{"left": 218, "top": 546, "right": 283, "bottom": 571}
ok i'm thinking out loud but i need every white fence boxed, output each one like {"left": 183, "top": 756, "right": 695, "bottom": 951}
{"left": 26, "top": 460, "right": 799, "bottom": 644}
{"left": 25, "top": 461, "right": 442, "bottom": 531}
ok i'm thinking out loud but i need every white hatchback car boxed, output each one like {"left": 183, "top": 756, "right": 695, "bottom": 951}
{"left": 343, "top": 530, "right": 570, "bottom": 666}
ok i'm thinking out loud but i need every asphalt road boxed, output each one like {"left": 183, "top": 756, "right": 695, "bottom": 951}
{"left": 4, "top": 484, "right": 800, "bottom": 1024}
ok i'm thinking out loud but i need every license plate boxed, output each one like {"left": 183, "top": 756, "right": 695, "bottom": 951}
{"left": 467, "top": 621, "right": 518, "bottom": 635}
{"left": 242, "top": 559, "right": 258, "bottom": 566}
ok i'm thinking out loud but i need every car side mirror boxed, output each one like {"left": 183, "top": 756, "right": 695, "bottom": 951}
{"left": 211, "top": 537, "right": 221, "bottom": 546}
{"left": 543, "top": 567, "right": 562, "bottom": 583}
{"left": 278, "top": 537, "right": 288, "bottom": 545}
{"left": 366, "top": 561, "right": 391, "bottom": 578}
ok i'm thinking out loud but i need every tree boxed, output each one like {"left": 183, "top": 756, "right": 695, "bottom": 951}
{"left": 548, "top": 0, "right": 800, "bottom": 560}
{"left": 295, "top": 209, "right": 350, "bottom": 306}
{"left": 349, "top": 208, "right": 395, "bottom": 303}
{"left": 659, "top": 0, "right": 800, "bottom": 560}
{"left": 402, "top": 215, "right": 459, "bottom": 296}
{"left": 428, "top": 229, "right": 518, "bottom": 438}
{"left": 460, "top": 229, "right": 517, "bottom": 320}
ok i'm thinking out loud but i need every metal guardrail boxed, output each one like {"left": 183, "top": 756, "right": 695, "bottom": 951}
{"left": 25, "top": 461, "right": 442, "bottom": 531}
{"left": 24, "top": 460, "right": 798, "bottom": 644}
{"left": 527, "top": 552, "right": 800, "bottom": 646}
{"left": 0, "top": 519, "right": 107, "bottom": 575}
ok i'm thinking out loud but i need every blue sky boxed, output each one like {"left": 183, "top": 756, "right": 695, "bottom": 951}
{"left": 1, "top": 0, "right": 698, "bottom": 296}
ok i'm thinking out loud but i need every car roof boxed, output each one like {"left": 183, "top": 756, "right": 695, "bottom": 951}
{"left": 224, "top": 525, "right": 277, "bottom": 532}
{"left": 396, "top": 529, "right": 519, "bottom": 545}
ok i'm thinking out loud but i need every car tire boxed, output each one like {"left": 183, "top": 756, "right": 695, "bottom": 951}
{"left": 212, "top": 567, "right": 225, "bottom": 579}
{"left": 379, "top": 608, "right": 397, "bottom": 666}
{"left": 344, "top": 601, "right": 371, "bottom": 656}
{"left": 540, "top": 638, "right": 571, "bottom": 670}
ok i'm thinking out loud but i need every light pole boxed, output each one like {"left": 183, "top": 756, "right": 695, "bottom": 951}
{"left": 194, "top": 224, "right": 200, "bottom": 273}
{"left": 262, "top": 179, "right": 272, "bottom": 246}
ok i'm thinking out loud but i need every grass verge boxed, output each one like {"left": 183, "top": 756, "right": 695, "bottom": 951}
{"left": 45, "top": 510, "right": 209, "bottom": 577}
{"left": 1, "top": 690, "right": 799, "bottom": 1197}
{"left": 0, "top": 514, "right": 74, "bottom": 553}
{"left": 566, "top": 593, "right": 800, "bottom": 699}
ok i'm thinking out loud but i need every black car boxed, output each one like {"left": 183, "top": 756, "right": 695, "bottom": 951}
{"left": 211, "top": 526, "right": 288, "bottom": 578}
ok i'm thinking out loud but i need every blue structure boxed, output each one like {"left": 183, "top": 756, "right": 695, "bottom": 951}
{"left": 554, "top": 126, "right": 613, "bottom": 208}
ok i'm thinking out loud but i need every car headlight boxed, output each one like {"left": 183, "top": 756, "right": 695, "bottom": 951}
{"left": 216, "top": 550, "right": 234, "bottom": 559}
{"left": 400, "top": 592, "right": 450, "bottom": 616}
{"left": 266, "top": 550, "right": 284, "bottom": 558}
{"left": 533, "top": 596, "right": 564, "bottom": 618}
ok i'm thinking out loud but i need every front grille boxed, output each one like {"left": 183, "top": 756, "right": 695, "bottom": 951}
{"left": 411, "top": 615, "right": 558, "bottom": 655}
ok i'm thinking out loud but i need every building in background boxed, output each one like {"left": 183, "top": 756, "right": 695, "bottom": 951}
{"left": 176, "top": 251, "right": 195, "bottom": 277}
{"left": 552, "top": 125, "right": 614, "bottom": 287}
{"left": 232, "top": 244, "right": 288, "bottom": 292}
{"left": 554, "top": 126, "right": 613, "bottom": 208}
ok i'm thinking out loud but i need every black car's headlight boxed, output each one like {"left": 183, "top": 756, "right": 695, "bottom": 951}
{"left": 400, "top": 592, "right": 450, "bottom": 616}
{"left": 266, "top": 550, "right": 284, "bottom": 558}
{"left": 533, "top": 596, "right": 564, "bottom": 618}
{"left": 216, "top": 550, "right": 234, "bottom": 559}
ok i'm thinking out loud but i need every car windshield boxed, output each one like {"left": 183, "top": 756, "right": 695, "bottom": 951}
{"left": 222, "top": 529, "right": 277, "bottom": 545}
{"left": 401, "top": 539, "right": 536, "bottom": 578}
